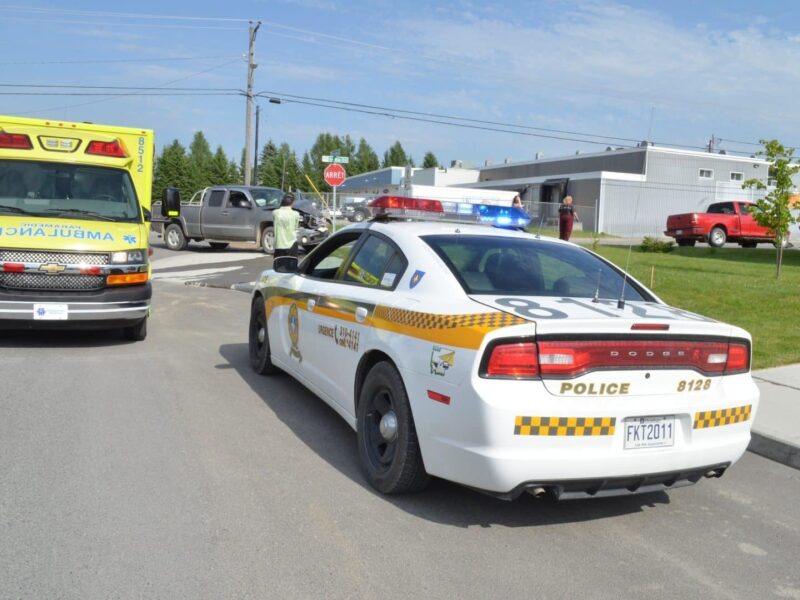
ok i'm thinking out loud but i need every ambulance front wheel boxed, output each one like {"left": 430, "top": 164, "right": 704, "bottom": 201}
{"left": 123, "top": 317, "right": 147, "bottom": 341}
{"left": 357, "top": 361, "right": 429, "bottom": 494}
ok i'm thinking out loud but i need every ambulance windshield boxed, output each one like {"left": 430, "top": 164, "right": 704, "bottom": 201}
{"left": 0, "top": 160, "right": 141, "bottom": 222}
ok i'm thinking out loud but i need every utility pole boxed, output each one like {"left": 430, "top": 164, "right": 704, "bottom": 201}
{"left": 243, "top": 21, "right": 261, "bottom": 186}
{"left": 253, "top": 104, "right": 261, "bottom": 184}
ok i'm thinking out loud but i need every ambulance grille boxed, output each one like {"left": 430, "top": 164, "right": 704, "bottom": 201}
{"left": 0, "top": 273, "right": 105, "bottom": 291}
{"left": 0, "top": 250, "right": 109, "bottom": 265}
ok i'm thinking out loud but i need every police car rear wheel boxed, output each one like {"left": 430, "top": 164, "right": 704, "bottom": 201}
{"left": 249, "top": 296, "right": 280, "bottom": 375}
{"left": 357, "top": 362, "right": 429, "bottom": 494}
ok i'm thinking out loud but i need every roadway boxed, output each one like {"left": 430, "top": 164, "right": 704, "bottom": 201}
{"left": 1, "top": 239, "right": 799, "bottom": 599}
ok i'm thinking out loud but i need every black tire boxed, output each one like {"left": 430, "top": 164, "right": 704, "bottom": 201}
{"left": 209, "top": 242, "right": 229, "bottom": 250}
{"left": 677, "top": 239, "right": 696, "bottom": 247}
{"left": 122, "top": 317, "right": 147, "bottom": 341}
{"left": 261, "top": 226, "right": 275, "bottom": 255}
{"left": 357, "top": 362, "right": 429, "bottom": 494}
{"left": 249, "top": 296, "right": 280, "bottom": 375}
{"left": 164, "top": 223, "right": 188, "bottom": 251}
{"left": 352, "top": 209, "right": 367, "bottom": 223}
{"left": 708, "top": 226, "right": 727, "bottom": 248}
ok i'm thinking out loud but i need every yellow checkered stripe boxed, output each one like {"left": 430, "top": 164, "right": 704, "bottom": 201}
{"left": 374, "top": 306, "right": 527, "bottom": 330}
{"left": 514, "top": 416, "right": 616, "bottom": 437}
{"left": 693, "top": 405, "right": 752, "bottom": 429}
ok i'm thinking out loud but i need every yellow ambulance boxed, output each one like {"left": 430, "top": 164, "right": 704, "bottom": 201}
{"left": 0, "top": 115, "right": 156, "bottom": 340}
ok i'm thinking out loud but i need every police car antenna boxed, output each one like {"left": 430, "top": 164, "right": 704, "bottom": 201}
{"left": 617, "top": 106, "right": 656, "bottom": 310}
{"left": 592, "top": 268, "right": 602, "bottom": 303}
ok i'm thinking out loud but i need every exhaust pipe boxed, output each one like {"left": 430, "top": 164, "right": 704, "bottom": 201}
{"left": 704, "top": 468, "right": 725, "bottom": 479}
{"left": 527, "top": 486, "right": 548, "bottom": 498}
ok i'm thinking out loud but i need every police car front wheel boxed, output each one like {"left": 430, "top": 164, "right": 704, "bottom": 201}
{"left": 249, "top": 296, "right": 280, "bottom": 375}
{"left": 357, "top": 362, "right": 429, "bottom": 494}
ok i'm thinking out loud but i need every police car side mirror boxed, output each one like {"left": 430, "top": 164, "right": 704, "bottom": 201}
{"left": 162, "top": 187, "right": 181, "bottom": 218}
{"left": 273, "top": 256, "right": 299, "bottom": 273}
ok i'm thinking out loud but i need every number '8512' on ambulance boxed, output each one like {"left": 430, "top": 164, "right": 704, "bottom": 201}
{"left": 249, "top": 196, "right": 759, "bottom": 500}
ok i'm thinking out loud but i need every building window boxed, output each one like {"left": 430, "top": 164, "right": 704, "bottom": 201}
{"left": 699, "top": 169, "right": 713, "bottom": 179}
{"left": 730, "top": 172, "right": 744, "bottom": 182}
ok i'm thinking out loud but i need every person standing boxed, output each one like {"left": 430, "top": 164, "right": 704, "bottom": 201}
{"left": 511, "top": 194, "right": 523, "bottom": 208}
{"left": 272, "top": 192, "right": 300, "bottom": 257}
{"left": 558, "top": 195, "right": 579, "bottom": 241}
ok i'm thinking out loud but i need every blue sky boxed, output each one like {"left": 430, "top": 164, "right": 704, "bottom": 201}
{"left": 2, "top": 1, "right": 799, "bottom": 166}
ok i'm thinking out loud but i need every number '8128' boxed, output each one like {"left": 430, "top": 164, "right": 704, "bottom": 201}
{"left": 677, "top": 379, "right": 711, "bottom": 392}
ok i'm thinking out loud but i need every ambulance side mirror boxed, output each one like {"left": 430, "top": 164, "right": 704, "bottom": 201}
{"left": 162, "top": 187, "right": 181, "bottom": 218}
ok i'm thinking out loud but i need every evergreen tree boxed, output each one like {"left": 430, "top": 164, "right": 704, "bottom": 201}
{"left": 187, "top": 131, "right": 213, "bottom": 193}
{"left": 208, "top": 146, "right": 233, "bottom": 185}
{"left": 276, "top": 143, "right": 302, "bottom": 191}
{"left": 353, "top": 138, "right": 380, "bottom": 175}
{"left": 382, "top": 141, "right": 411, "bottom": 167}
{"left": 422, "top": 151, "right": 439, "bottom": 169}
{"left": 256, "top": 140, "right": 280, "bottom": 187}
{"left": 152, "top": 140, "right": 191, "bottom": 203}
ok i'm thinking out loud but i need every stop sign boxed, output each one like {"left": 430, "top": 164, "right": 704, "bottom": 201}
{"left": 323, "top": 163, "right": 346, "bottom": 187}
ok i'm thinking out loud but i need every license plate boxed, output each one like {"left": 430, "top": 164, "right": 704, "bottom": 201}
{"left": 33, "top": 303, "right": 69, "bottom": 320}
{"left": 676, "top": 229, "right": 684, "bottom": 235}
{"left": 624, "top": 416, "right": 675, "bottom": 449}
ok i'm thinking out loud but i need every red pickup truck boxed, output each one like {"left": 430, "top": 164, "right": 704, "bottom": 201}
{"left": 665, "top": 201, "right": 776, "bottom": 248}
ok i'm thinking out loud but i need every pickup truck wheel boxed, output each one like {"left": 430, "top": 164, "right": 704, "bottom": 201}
{"left": 122, "top": 317, "right": 147, "bottom": 341}
{"left": 357, "top": 361, "right": 429, "bottom": 494}
{"left": 708, "top": 227, "right": 727, "bottom": 248}
{"left": 261, "top": 226, "right": 275, "bottom": 254}
{"left": 249, "top": 296, "right": 280, "bottom": 375}
{"left": 353, "top": 209, "right": 367, "bottom": 223}
{"left": 677, "top": 239, "right": 695, "bottom": 247}
{"left": 164, "top": 223, "right": 188, "bottom": 251}
{"left": 208, "top": 242, "right": 229, "bottom": 250}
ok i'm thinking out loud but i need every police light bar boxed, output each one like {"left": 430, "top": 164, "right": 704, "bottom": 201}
{"left": 368, "top": 195, "right": 531, "bottom": 229}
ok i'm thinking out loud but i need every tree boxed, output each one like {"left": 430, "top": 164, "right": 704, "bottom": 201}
{"left": 742, "top": 139, "right": 800, "bottom": 278}
{"left": 256, "top": 140, "right": 280, "bottom": 187}
{"left": 382, "top": 141, "right": 411, "bottom": 168}
{"left": 208, "top": 145, "right": 235, "bottom": 185}
{"left": 422, "top": 151, "right": 439, "bottom": 169}
{"left": 276, "top": 143, "right": 302, "bottom": 191}
{"left": 187, "top": 131, "right": 214, "bottom": 193}
{"left": 353, "top": 138, "right": 379, "bottom": 175}
{"left": 152, "top": 140, "right": 191, "bottom": 203}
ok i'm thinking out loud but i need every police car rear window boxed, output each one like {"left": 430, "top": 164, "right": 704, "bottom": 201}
{"left": 422, "top": 235, "right": 650, "bottom": 301}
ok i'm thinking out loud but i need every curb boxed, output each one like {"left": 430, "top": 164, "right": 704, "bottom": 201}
{"left": 748, "top": 432, "right": 800, "bottom": 470}
{"left": 185, "top": 281, "right": 255, "bottom": 294}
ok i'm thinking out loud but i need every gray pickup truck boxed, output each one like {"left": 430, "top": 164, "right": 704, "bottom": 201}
{"left": 152, "top": 186, "right": 328, "bottom": 253}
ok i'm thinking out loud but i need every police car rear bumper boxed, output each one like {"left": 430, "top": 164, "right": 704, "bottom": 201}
{"left": 413, "top": 373, "right": 758, "bottom": 497}
{"left": 0, "top": 283, "right": 151, "bottom": 326}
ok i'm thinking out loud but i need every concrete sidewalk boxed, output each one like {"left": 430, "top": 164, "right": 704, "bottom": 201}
{"left": 750, "top": 364, "right": 800, "bottom": 470}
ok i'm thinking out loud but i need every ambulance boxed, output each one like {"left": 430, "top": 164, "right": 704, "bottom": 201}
{"left": 0, "top": 115, "right": 158, "bottom": 340}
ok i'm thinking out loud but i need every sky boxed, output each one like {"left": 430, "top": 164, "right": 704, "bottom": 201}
{"left": 2, "top": 0, "right": 800, "bottom": 167}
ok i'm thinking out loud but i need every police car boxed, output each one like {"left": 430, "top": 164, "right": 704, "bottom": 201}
{"left": 248, "top": 196, "right": 759, "bottom": 500}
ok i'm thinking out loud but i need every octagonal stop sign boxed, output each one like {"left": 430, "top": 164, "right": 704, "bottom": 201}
{"left": 323, "top": 163, "right": 346, "bottom": 187}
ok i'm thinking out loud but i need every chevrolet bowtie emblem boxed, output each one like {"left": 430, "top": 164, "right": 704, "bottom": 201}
{"left": 39, "top": 263, "right": 66, "bottom": 274}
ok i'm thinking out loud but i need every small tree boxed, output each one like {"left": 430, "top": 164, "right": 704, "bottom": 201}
{"left": 742, "top": 139, "right": 800, "bottom": 278}
{"left": 422, "top": 151, "right": 439, "bottom": 169}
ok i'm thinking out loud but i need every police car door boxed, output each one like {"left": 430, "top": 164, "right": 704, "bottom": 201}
{"left": 308, "top": 232, "right": 407, "bottom": 416}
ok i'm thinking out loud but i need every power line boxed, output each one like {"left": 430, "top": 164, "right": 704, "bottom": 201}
{"left": 0, "top": 54, "right": 241, "bottom": 66}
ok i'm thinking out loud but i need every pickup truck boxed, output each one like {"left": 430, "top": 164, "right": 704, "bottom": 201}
{"left": 664, "top": 201, "right": 778, "bottom": 248}
{"left": 153, "top": 186, "right": 328, "bottom": 253}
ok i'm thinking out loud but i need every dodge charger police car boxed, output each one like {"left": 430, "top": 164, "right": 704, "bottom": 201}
{"left": 248, "top": 196, "right": 759, "bottom": 500}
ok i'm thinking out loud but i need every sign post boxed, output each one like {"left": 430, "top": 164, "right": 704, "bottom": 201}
{"left": 323, "top": 163, "right": 347, "bottom": 232}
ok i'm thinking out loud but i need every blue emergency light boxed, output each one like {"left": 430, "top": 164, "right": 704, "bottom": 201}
{"left": 369, "top": 196, "right": 531, "bottom": 229}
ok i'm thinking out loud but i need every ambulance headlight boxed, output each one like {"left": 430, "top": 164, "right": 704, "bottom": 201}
{"left": 110, "top": 249, "right": 147, "bottom": 264}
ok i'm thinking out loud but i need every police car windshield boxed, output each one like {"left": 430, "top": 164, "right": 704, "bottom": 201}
{"left": 423, "top": 235, "right": 651, "bottom": 301}
{"left": 0, "top": 160, "right": 140, "bottom": 222}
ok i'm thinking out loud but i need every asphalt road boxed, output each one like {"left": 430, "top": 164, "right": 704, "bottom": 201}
{"left": 2, "top": 282, "right": 800, "bottom": 599}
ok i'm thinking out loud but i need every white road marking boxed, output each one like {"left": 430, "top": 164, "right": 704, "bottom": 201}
{"left": 151, "top": 252, "right": 265, "bottom": 271}
{"left": 152, "top": 266, "right": 243, "bottom": 282}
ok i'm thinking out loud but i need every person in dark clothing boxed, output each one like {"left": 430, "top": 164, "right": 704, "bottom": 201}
{"left": 558, "top": 195, "right": 579, "bottom": 241}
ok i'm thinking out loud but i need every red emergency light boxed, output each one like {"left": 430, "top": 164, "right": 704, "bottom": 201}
{"left": 85, "top": 139, "right": 127, "bottom": 158}
{"left": 369, "top": 196, "right": 444, "bottom": 212}
{"left": 0, "top": 132, "right": 33, "bottom": 150}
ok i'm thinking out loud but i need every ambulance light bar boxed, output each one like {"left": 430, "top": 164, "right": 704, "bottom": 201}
{"left": 368, "top": 195, "right": 531, "bottom": 229}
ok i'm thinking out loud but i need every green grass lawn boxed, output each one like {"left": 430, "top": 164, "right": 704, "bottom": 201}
{"left": 592, "top": 245, "right": 800, "bottom": 370}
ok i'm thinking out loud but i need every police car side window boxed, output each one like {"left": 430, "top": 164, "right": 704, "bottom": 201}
{"left": 303, "top": 233, "right": 362, "bottom": 280}
{"left": 338, "top": 234, "right": 406, "bottom": 289}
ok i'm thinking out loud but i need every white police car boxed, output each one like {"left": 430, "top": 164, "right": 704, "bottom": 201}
{"left": 248, "top": 196, "right": 759, "bottom": 500}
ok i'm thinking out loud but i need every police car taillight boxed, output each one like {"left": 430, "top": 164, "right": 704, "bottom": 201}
{"left": 482, "top": 341, "right": 539, "bottom": 378}
{"left": 86, "top": 139, "right": 127, "bottom": 158}
{"left": 0, "top": 132, "right": 33, "bottom": 150}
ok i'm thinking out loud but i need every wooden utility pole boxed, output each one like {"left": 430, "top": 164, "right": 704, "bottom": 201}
{"left": 243, "top": 21, "right": 261, "bottom": 186}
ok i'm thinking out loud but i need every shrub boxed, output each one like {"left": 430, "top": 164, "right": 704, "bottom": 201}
{"left": 640, "top": 236, "right": 674, "bottom": 253}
